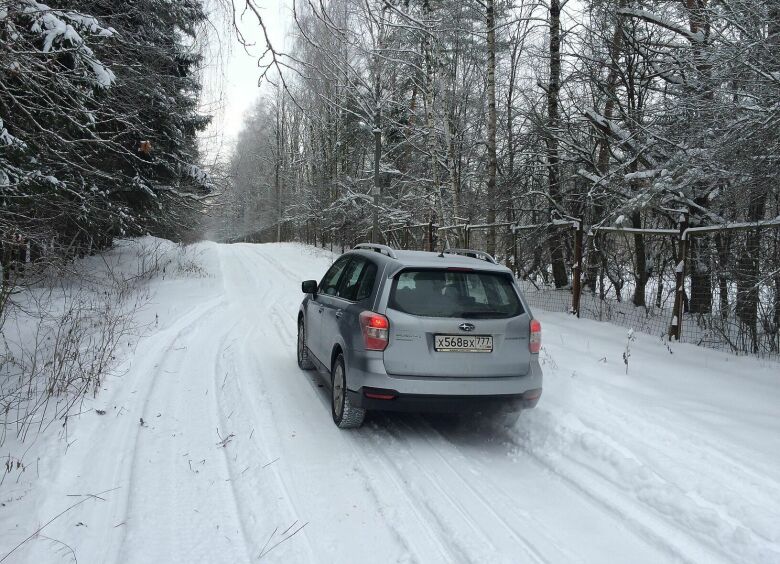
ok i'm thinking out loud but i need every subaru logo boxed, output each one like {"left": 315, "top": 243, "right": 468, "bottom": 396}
{"left": 459, "top": 323, "right": 475, "bottom": 332}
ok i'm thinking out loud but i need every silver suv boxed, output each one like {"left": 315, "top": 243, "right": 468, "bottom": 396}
{"left": 297, "top": 243, "right": 543, "bottom": 428}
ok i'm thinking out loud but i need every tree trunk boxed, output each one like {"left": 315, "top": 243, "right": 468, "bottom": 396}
{"left": 373, "top": 72, "right": 381, "bottom": 243}
{"left": 505, "top": 28, "right": 523, "bottom": 271}
{"left": 446, "top": 115, "right": 461, "bottom": 233}
{"left": 774, "top": 227, "right": 780, "bottom": 351}
{"left": 424, "top": 1, "right": 447, "bottom": 245}
{"left": 275, "top": 97, "right": 284, "bottom": 243}
{"left": 546, "top": 0, "right": 568, "bottom": 287}
{"left": 736, "top": 194, "right": 767, "bottom": 353}
{"left": 586, "top": 6, "right": 625, "bottom": 293}
{"left": 686, "top": 0, "right": 714, "bottom": 310}
{"left": 631, "top": 211, "right": 648, "bottom": 307}
{"left": 485, "top": 0, "right": 498, "bottom": 256}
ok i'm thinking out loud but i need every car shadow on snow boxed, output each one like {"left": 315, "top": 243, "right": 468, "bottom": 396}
{"left": 370, "top": 410, "right": 521, "bottom": 446}
{"left": 299, "top": 367, "right": 530, "bottom": 453}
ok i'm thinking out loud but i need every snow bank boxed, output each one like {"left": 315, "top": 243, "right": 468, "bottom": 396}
{"left": 0, "top": 238, "right": 220, "bottom": 557}
{"left": 511, "top": 312, "right": 780, "bottom": 563}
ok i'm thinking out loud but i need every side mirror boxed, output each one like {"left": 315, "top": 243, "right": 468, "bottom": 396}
{"left": 301, "top": 280, "right": 318, "bottom": 294}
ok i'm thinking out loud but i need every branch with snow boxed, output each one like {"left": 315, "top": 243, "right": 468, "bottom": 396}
{"left": 22, "top": 0, "right": 117, "bottom": 87}
{"left": 617, "top": 8, "right": 705, "bottom": 44}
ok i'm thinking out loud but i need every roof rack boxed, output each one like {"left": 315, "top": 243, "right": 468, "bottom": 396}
{"left": 442, "top": 248, "right": 498, "bottom": 264}
{"left": 353, "top": 243, "right": 398, "bottom": 259}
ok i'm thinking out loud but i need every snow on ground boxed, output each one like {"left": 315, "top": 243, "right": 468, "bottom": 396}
{"left": 0, "top": 241, "right": 778, "bottom": 563}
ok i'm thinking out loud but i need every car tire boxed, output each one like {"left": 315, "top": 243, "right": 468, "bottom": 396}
{"left": 331, "top": 353, "right": 366, "bottom": 429}
{"left": 297, "top": 320, "right": 315, "bottom": 370}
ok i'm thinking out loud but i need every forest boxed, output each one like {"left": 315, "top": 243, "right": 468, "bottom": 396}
{"left": 222, "top": 0, "right": 780, "bottom": 355}
{"left": 1, "top": 0, "right": 779, "bottom": 354}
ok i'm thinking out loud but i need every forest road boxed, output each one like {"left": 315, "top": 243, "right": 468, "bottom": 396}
{"left": 21, "top": 242, "right": 773, "bottom": 564}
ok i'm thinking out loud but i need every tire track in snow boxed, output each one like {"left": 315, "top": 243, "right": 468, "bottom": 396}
{"left": 496, "top": 416, "right": 729, "bottom": 564}
{"left": 386, "top": 416, "right": 567, "bottom": 564}
{"left": 194, "top": 241, "right": 268, "bottom": 559}
{"left": 218, "top": 245, "right": 321, "bottom": 562}
{"left": 513, "top": 408, "right": 778, "bottom": 563}
{"left": 208, "top": 319, "right": 256, "bottom": 559}
{"left": 240, "top": 331, "right": 432, "bottom": 563}
{"left": 414, "top": 418, "right": 590, "bottom": 563}
{"left": 362, "top": 417, "right": 548, "bottom": 564}
{"left": 242, "top": 244, "right": 319, "bottom": 284}
{"left": 115, "top": 298, "right": 256, "bottom": 563}
{"left": 212, "top": 245, "right": 324, "bottom": 562}
{"left": 552, "top": 384, "right": 780, "bottom": 543}
{"left": 34, "top": 297, "right": 228, "bottom": 564}
{"left": 110, "top": 298, "right": 226, "bottom": 562}
{"left": 384, "top": 411, "right": 706, "bottom": 564}
{"left": 355, "top": 423, "right": 493, "bottom": 564}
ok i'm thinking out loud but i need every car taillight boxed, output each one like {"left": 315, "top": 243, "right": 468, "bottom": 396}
{"left": 360, "top": 311, "right": 389, "bottom": 351}
{"left": 529, "top": 319, "right": 541, "bottom": 353}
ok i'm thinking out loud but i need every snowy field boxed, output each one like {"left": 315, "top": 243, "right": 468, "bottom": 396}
{"left": 1, "top": 241, "right": 778, "bottom": 563}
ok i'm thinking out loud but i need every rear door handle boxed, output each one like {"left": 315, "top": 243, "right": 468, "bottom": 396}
{"left": 318, "top": 307, "right": 324, "bottom": 314}
{"left": 335, "top": 311, "right": 343, "bottom": 319}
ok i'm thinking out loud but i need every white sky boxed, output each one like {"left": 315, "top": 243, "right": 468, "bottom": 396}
{"left": 199, "top": 0, "right": 292, "bottom": 164}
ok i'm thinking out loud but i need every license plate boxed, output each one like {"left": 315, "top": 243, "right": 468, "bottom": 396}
{"left": 434, "top": 334, "right": 493, "bottom": 353}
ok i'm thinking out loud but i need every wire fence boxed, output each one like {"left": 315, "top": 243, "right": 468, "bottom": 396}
{"left": 231, "top": 215, "right": 780, "bottom": 359}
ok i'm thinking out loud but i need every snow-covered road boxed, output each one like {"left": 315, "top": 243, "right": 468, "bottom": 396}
{"left": 5, "top": 242, "right": 779, "bottom": 563}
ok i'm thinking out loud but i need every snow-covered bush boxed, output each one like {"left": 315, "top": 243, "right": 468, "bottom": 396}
{"left": 0, "top": 237, "right": 209, "bottom": 451}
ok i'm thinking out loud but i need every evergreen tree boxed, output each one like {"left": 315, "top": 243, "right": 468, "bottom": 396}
{"left": 0, "top": 0, "right": 211, "bottom": 263}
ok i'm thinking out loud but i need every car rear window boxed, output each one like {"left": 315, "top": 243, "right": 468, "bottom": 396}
{"left": 388, "top": 269, "right": 524, "bottom": 318}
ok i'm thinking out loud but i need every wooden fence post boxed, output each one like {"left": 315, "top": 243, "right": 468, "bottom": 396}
{"left": 571, "top": 219, "right": 584, "bottom": 317}
{"left": 464, "top": 220, "right": 471, "bottom": 248}
{"left": 428, "top": 221, "right": 434, "bottom": 252}
{"left": 669, "top": 212, "right": 689, "bottom": 340}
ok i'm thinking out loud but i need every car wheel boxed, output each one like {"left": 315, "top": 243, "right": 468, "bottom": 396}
{"left": 331, "top": 353, "right": 366, "bottom": 429}
{"left": 297, "top": 320, "right": 315, "bottom": 370}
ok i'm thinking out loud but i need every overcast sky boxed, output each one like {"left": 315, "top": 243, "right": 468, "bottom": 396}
{"left": 200, "top": 0, "right": 292, "bottom": 164}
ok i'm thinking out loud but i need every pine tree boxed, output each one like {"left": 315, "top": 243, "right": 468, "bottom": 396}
{"left": 0, "top": 0, "right": 211, "bottom": 266}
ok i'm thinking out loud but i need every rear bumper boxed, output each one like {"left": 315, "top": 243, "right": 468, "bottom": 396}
{"left": 344, "top": 350, "right": 543, "bottom": 412}
{"left": 348, "top": 388, "right": 542, "bottom": 412}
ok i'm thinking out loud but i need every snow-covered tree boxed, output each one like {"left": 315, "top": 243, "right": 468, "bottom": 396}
{"left": 0, "top": 0, "right": 211, "bottom": 272}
